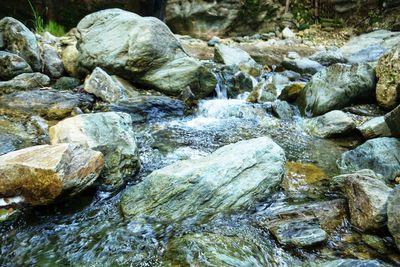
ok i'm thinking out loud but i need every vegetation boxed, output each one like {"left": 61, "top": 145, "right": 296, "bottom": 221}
{"left": 27, "top": 0, "right": 65, "bottom": 36}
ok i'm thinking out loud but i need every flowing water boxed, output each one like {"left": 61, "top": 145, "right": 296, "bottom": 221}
{"left": 0, "top": 96, "right": 397, "bottom": 266}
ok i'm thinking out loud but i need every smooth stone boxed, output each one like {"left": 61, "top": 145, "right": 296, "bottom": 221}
{"left": 0, "top": 90, "right": 94, "bottom": 120}
{"left": 109, "top": 95, "right": 185, "bottom": 123}
{"left": 41, "top": 44, "right": 64, "bottom": 79}
{"left": 388, "top": 185, "right": 400, "bottom": 251}
{"left": 282, "top": 27, "right": 296, "bottom": 39}
{"left": 344, "top": 174, "right": 392, "bottom": 231}
{"left": 50, "top": 112, "right": 140, "bottom": 190}
{"left": 304, "top": 110, "right": 356, "bottom": 138}
{"left": 0, "top": 73, "right": 50, "bottom": 94}
{"left": 337, "top": 137, "right": 400, "bottom": 182}
{"left": 309, "top": 47, "right": 347, "bottom": 66}
{"left": 120, "top": 137, "right": 285, "bottom": 222}
{"left": 357, "top": 116, "right": 392, "bottom": 139}
{"left": 0, "top": 51, "right": 32, "bottom": 80}
{"left": 0, "top": 17, "right": 41, "bottom": 71}
{"left": 296, "top": 63, "right": 376, "bottom": 117}
{"left": 282, "top": 57, "right": 323, "bottom": 75}
{"left": 0, "top": 144, "right": 104, "bottom": 205}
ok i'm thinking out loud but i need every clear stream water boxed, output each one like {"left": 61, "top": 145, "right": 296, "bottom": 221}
{"left": 0, "top": 98, "right": 397, "bottom": 266}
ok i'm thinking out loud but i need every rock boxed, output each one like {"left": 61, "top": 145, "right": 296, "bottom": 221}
{"left": 272, "top": 100, "right": 293, "bottom": 120}
{"left": 331, "top": 169, "right": 383, "bottom": 192}
{"left": 320, "top": 259, "right": 388, "bottom": 267}
{"left": 214, "top": 44, "right": 262, "bottom": 76}
{"left": 362, "top": 234, "right": 388, "bottom": 254}
{"left": 385, "top": 105, "right": 400, "bottom": 137}
{"left": 343, "top": 174, "right": 392, "bottom": 231}
{"left": 0, "top": 144, "right": 104, "bottom": 205}
{"left": 216, "top": 65, "right": 254, "bottom": 98}
{"left": 0, "top": 17, "right": 41, "bottom": 71}
{"left": 278, "top": 82, "right": 305, "bottom": 102}
{"left": 84, "top": 67, "right": 129, "bottom": 103}
{"left": 357, "top": 116, "right": 392, "bottom": 139}
{"left": 0, "top": 90, "right": 94, "bottom": 120}
{"left": 296, "top": 63, "right": 376, "bottom": 117}
{"left": 61, "top": 40, "right": 80, "bottom": 77}
{"left": 207, "top": 36, "right": 220, "bottom": 47}
{"left": 0, "top": 73, "right": 50, "bottom": 94}
{"left": 281, "top": 70, "right": 302, "bottom": 81}
{"left": 77, "top": 9, "right": 216, "bottom": 98}
{"left": 309, "top": 47, "right": 347, "bottom": 66}
{"left": 388, "top": 185, "right": 400, "bottom": 250}
{"left": 49, "top": 112, "right": 140, "bottom": 190}
{"left": 337, "top": 137, "right": 400, "bottom": 182}
{"left": 282, "top": 162, "right": 328, "bottom": 193}
{"left": 269, "top": 218, "right": 327, "bottom": 247}
{"left": 0, "top": 51, "right": 32, "bottom": 80}
{"left": 41, "top": 44, "right": 64, "bottom": 78}
{"left": 247, "top": 81, "right": 277, "bottom": 103}
{"left": 53, "top": 77, "right": 81, "bottom": 91}
{"left": 340, "top": 30, "right": 400, "bottom": 64}
{"left": 282, "top": 57, "right": 323, "bottom": 75}
{"left": 376, "top": 45, "right": 400, "bottom": 109}
{"left": 120, "top": 137, "right": 285, "bottom": 222}
{"left": 304, "top": 110, "right": 356, "bottom": 138}
{"left": 109, "top": 95, "right": 185, "bottom": 123}
{"left": 282, "top": 27, "right": 296, "bottom": 39}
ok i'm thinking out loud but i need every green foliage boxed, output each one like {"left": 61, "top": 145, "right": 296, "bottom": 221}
{"left": 27, "top": 0, "right": 65, "bottom": 37}
{"left": 291, "top": 0, "right": 314, "bottom": 29}
{"left": 368, "top": 9, "right": 383, "bottom": 25}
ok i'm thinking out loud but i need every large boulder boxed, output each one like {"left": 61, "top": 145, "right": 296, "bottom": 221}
{"left": 296, "top": 63, "right": 376, "bottom": 117}
{"left": 340, "top": 30, "right": 400, "bottom": 64}
{"left": 343, "top": 174, "right": 392, "bottom": 231}
{"left": 376, "top": 45, "right": 400, "bottom": 110}
{"left": 0, "top": 17, "right": 41, "bottom": 71}
{"left": 76, "top": 9, "right": 216, "bottom": 98}
{"left": 49, "top": 112, "right": 140, "bottom": 190}
{"left": 0, "top": 90, "right": 94, "bottom": 120}
{"left": 0, "top": 73, "right": 50, "bottom": 94}
{"left": 337, "top": 137, "right": 400, "bottom": 182}
{"left": 304, "top": 110, "right": 356, "bottom": 138}
{"left": 0, "top": 51, "right": 32, "bottom": 80}
{"left": 120, "top": 137, "right": 285, "bottom": 222}
{"left": 0, "top": 144, "right": 104, "bottom": 205}
{"left": 388, "top": 185, "right": 400, "bottom": 250}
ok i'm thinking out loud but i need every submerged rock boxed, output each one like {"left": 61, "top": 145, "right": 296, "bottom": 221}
{"left": 0, "top": 90, "right": 94, "bottom": 120}
{"left": 77, "top": 9, "right": 216, "bottom": 98}
{"left": 282, "top": 162, "right": 328, "bottom": 193}
{"left": 50, "top": 112, "right": 140, "bottom": 190}
{"left": 0, "top": 73, "right": 50, "bottom": 94}
{"left": 109, "top": 95, "right": 185, "bottom": 123}
{"left": 376, "top": 45, "right": 400, "bottom": 110}
{"left": 343, "top": 174, "right": 392, "bottom": 231}
{"left": 296, "top": 63, "right": 376, "bottom": 117}
{"left": 337, "top": 137, "right": 400, "bottom": 182}
{"left": 0, "top": 17, "right": 41, "bottom": 71}
{"left": 0, "top": 144, "right": 104, "bottom": 205}
{"left": 304, "top": 110, "right": 356, "bottom": 138}
{"left": 0, "top": 51, "right": 32, "bottom": 80}
{"left": 121, "top": 137, "right": 285, "bottom": 222}
{"left": 388, "top": 186, "right": 400, "bottom": 251}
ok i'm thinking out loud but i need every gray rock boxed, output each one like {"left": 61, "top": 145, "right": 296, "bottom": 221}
{"left": 281, "top": 70, "right": 301, "bottom": 81}
{"left": 282, "top": 57, "right": 323, "bottom": 75}
{"left": 214, "top": 44, "right": 262, "bottom": 76}
{"left": 269, "top": 218, "right": 327, "bottom": 247}
{"left": 282, "top": 27, "right": 296, "bottom": 39}
{"left": 343, "top": 174, "right": 392, "bottom": 231}
{"left": 84, "top": 67, "right": 128, "bottom": 103}
{"left": 357, "top": 116, "right": 392, "bottom": 139}
{"left": 0, "top": 17, "right": 41, "bottom": 71}
{"left": 337, "top": 137, "right": 400, "bottom": 182}
{"left": 331, "top": 169, "right": 383, "bottom": 192}
{"left": 109, "top": 95, "right": 185, "bottom": 123}
{"left": 272, "top": 100, "right": 293, "bottom": 120}
{"left": 77, "top": 9, "right": 216, "bottom": 98}
{"left": 296, "top": 63, "right": 376, "bottom": 117}
{"left": 53, "top": 77, "right": 81, "bottom": 91}
{"left": 340, "top": 30, "right": 400, "bottom": 64}
{"left": 0, "top": 144, "right": 104, "bottom": 206}
{"left": 41, "top": 44, "right": 64, "bottom": 78}
{"left": 388, "top": 185, "right": 400, "bottom": 250}
{"left": 216, "top": 65, "right": 254, "bottom": 98}
{"left": 320, "top": 259, "right": 388, "bottom": 267}
{"left": 385, "top": 105, "right": 400, "bottom": 137}
{"left": 120, "top": 137, "right": 285, "bottom": 222}
{"left": 50, "top": 112, "right": 140, "bottom": 190}
{"left": 0, "top": 51, "right": 32, "bottom": 80}
{"left": 304, "top": 110, "right": 356, "bottom": 138}
{"left": 0, "top": 90, "right": 94, "bottom": 120}
{"left": 309, "top": 48, "right": 347, "bottom": 66}
{"left": 0, "top": 73, "right": 50, "bottom": 94}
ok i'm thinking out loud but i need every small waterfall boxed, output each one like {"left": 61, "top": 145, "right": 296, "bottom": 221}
{"left": 214, "top": 72, "right": 228, "bottom": 99}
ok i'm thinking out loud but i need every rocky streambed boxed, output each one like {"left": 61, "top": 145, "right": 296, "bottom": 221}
{"left": 0, "top": 8, "right": 400, "bottom": 267}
